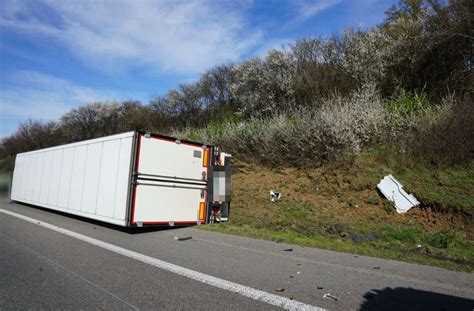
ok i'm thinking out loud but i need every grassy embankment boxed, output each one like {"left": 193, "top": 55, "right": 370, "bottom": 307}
{"left": 201, "top": 151, "right": 474, "bottom": 271}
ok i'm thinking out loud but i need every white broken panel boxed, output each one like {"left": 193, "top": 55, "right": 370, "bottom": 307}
{"left": 270, "top": 190, "right": 281, "bottom": 202}
{"left": 377, "top": 175, "right": 420, "bottom": 213}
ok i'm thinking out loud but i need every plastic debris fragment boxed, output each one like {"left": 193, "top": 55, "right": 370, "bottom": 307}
{"left": 174, "top": 236, "right": 192, "bottom": 241}
{"left": 377, "top": 175, "right": 420, "bottom": 213}
{"left": 323, "top": 293, "right": 339, "bottom": 301}
{"left": 270, "top": 190, "right": 282, "bottom": 202}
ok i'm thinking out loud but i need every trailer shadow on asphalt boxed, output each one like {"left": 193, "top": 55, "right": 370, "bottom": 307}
{"left": 359, "top": 287, "right": 474, "bottom": 311}
{"left": 10, "top": 201, "right": 182, "bottom": 234}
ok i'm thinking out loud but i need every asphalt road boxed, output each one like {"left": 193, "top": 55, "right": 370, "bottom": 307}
{"left": 0, "top": 199, "right": 473, "bottom": 310}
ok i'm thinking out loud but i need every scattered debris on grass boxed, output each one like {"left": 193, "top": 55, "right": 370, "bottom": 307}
{"left": 201, "top": 158, "right": 474, "bottom": 272}
{"left": 377, "top": 175, "right": 420, "bottom": 213}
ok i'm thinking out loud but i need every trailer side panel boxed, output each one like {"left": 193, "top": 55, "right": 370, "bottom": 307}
{"left": 10, "top": 132, "right": 134, "bottom": 226}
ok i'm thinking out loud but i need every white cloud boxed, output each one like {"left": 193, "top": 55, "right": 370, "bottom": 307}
{"left": 0, "top": 70, "right": 128, "bottom": 128}
{"left": 286, "top": 0, "right": 342, "bottom": 28}
{"left": 0, "top": 0, "right": 262, "bottom": 75}
{"left": 297, "top": 0, "right": 342, "bottom": 21}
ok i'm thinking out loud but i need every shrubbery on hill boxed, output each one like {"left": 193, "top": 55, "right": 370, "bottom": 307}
{"left": 1, "top": 0, "right": 472, "bottom": 170}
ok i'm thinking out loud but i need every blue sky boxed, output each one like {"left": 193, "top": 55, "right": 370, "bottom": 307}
{"left": 0, "top": 0, "right": 397, "bottom": 138}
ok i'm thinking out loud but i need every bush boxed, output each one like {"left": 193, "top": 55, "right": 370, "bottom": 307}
{"left": 402, "top": 95, "right": 474, "bottom": 165}
{"left": 174, "top": 83, "right": 390, "bottom": 166}
{"left": 0, "top": 120, "right": 65, "bottom": 171}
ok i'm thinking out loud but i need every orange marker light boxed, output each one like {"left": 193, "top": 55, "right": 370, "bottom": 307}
{"left": 199, "top": 202, "right": 206, "bottom": 221}
{"left": 203, "top": 148, "right": 209, "bottom": 167}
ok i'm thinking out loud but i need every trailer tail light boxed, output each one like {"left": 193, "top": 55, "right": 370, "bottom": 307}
{"left": 203, "top": 148, "right": 209, "bottom": 167}
{"left": 199, "top": 202, "right": 206, "bottom": 221}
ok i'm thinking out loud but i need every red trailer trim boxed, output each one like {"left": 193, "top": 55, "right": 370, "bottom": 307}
{"left": 130, "top": 133, "right": 142, "bottom": 225}
{"left": 140, "top": 221, "right": 198, "bottom": 225}
{"left": 130, "top": 133, "right": 209, "bottom": 226}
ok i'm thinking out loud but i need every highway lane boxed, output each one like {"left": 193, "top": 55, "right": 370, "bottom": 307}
{"left": 1, "top": 199, "right": 473, "bottom": 310}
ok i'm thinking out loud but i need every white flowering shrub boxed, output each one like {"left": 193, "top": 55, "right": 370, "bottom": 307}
{"left": 340, "top": 28, "right": 392, "bottom": 85}
{"left": 60, "top": 102, "right": 122, "bottom": 141}
{"left": 174, "top": 83, "right": 392, "bottom": 165}
{"left": 60, "top": 101, "right": 155, "bottom": 142}
{"left": 229, "top": 50, "right": 296, "bottom": 117}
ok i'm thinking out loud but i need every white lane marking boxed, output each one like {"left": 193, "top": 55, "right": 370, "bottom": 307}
{"left": 0, "top": 209, "right": 326, "bottom": 311}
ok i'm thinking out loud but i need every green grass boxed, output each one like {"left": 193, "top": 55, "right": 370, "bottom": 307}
{"left": 394, "top": 161, "right": 474, "bottom": 213}
{"left": 356, "top": 149, "right": 474, "bottom": 213}
{"left": 386, "top": 91, "right": 430, "bottom": 117}
{"left": 198, "top": 152, "right": 474, "bottom": 271}
{"left": 200, "top": 222, "right": 473, "bottom": 271}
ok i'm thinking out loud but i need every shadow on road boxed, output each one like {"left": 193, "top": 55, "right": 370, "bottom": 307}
{"left": 8, "top": 201, "right": 183, "bottom": 234}
{"left": 360, "top": 287, "right": 474, "bottom": 311}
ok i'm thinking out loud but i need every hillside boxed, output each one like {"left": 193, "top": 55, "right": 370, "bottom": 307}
{"left": 202, "top": 152, "right": 474, "bottom": 271}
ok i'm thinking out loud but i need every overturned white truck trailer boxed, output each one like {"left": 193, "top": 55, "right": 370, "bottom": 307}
{"left": 10, "top": 131, "right": 231, "bottom": 227}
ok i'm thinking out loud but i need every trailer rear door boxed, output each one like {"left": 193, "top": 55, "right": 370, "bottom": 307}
{"left": 131, "top": 133, "right": 209, "bottom": 225}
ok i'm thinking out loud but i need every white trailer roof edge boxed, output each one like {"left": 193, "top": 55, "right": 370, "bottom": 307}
{"left": 16, "top": 131, "right": 136, "bottom": 157}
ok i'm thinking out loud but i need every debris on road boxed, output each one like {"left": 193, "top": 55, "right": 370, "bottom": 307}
{"left": 274, "top": 288, "right": 285, "bottom": 292}
{"left": 289, "top": 275, "right": 295, "bottom": 278}
{"left": 284, "top": 248, "right": 293, "bottom": 252}
{"left": 323, "top": 293, "right": 339, "bottom": 301}
{"left": 377, "top": 175, "right": 420, "bottom": 213}
{"left": 373, "top": 266, "right": 381, "bottom": 270}
{"left": 270, "top": 190, "right": 282, "bottom": 202}
{"left": 174, "top": 236, "right": 192, "bottom": 241}
{"left": 317, "top": 286, "right": 324, "bottom": 290}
